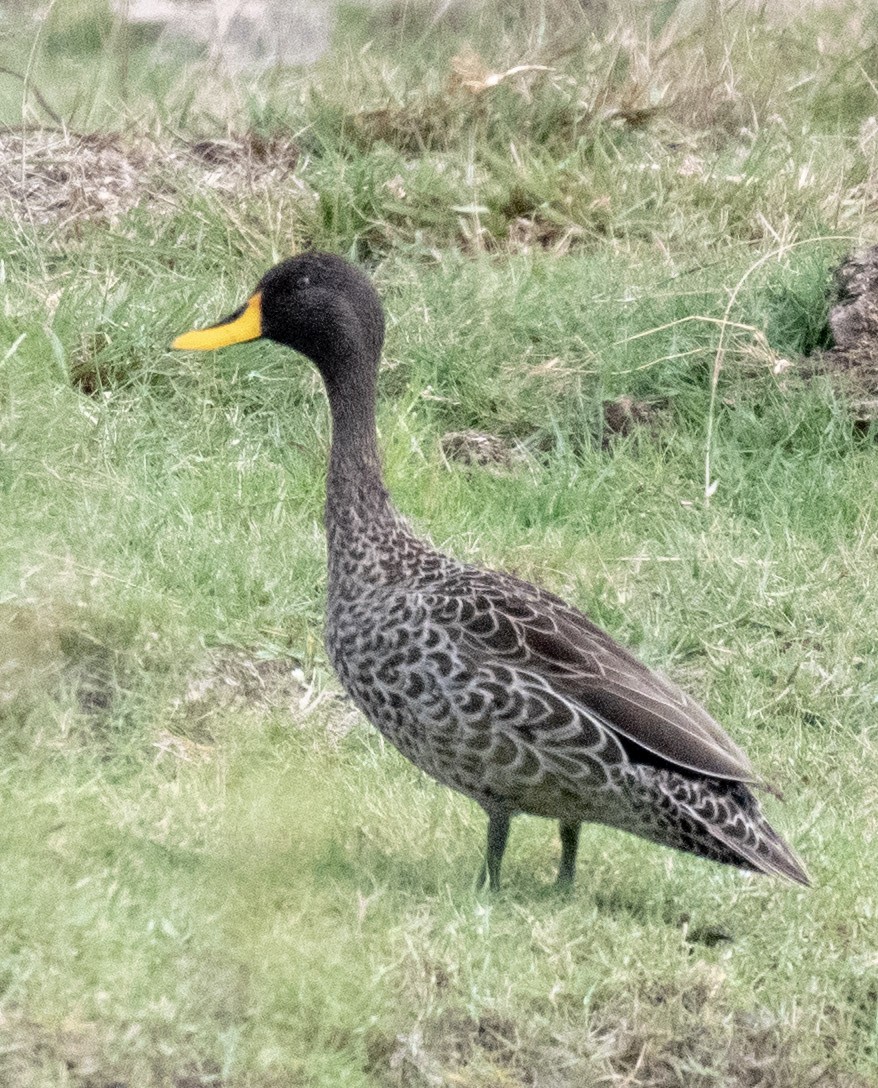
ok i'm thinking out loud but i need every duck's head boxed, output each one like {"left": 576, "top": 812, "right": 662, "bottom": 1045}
{"left": 171, "top": 252, "right": 385, "bottom": 387}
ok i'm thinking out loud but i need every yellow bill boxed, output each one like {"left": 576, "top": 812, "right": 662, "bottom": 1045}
{"left": 172, "top": 293, "right": 263, "bottom": 351}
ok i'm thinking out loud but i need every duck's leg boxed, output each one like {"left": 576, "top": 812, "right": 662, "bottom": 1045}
{"left": 476, "top": 811, "right": 511, "bottom": 892}
{"left": 556, "top": 821, "right": 581, "bottom": 888}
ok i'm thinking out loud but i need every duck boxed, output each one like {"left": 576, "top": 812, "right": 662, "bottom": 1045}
{"left": 172, "top": 251, "right": 810, "bottom": 892}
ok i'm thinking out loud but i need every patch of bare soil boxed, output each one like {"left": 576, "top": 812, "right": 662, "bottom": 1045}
{"left": 366, "top": 997, "right": 874, "bottom": 1088}
{"left": 175, "top": 647, "right": 310, "bottom": 719}
{"left": 807, "top": 245, "right": 878, "bottom": 425}
{"left": 0, "top": 601, "right": 65, "bottom": 718}
{"left": 0, "top": 1007, "right": 227, "bottom": 1087}
{"left": 440, "top": 429, "right": 530, "bottom": 471}
{"left": 0, "top": 128, "right": 300, "bottom": 228}
{"left": 0, "top": 1010, "right": 116, "bottom": 1088}
{"left": 0, "top": 597, "right": 128, "bottom": 732}
{"left": 159, "top": 646, "right": 354, "bottom": 756}
{"left": 585, "top": 1004, "right": 871, "bottom": 1088}
{"left": 167, "top": 644, "right": 357, "bottom": 734}
{"left": 602, "top": 395, "right": 668, "bottom": 448}
{"left": 367, "top": 1012, "right": 523, "bottom": 1086}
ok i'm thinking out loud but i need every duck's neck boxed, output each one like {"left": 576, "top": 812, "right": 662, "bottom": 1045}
{"left": 321, "top": 357, "right": 442, "bottom": 594}
{"left": 323, "top": 367, "right": 394, "bottom": 536}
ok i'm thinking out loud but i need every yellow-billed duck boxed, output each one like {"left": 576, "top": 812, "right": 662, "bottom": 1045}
{"left": 172, "top": 252, "right": 810, "bottom": 892}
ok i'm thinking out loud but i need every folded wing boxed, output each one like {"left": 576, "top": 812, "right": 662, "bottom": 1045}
{"left": 421, "top": 570, "right": 756, "bottom": 784}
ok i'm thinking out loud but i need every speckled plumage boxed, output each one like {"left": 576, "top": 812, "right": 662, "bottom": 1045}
{"left": 178, "top": 251, "right": 810, "bottom": 891}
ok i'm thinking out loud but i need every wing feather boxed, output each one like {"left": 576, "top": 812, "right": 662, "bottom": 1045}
{"left": 421, "top": 571, "right": 756, "bottom": 783}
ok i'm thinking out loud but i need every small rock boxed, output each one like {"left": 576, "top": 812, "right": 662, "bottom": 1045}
{"left": 805, "top": 245, "right": 878, "bottom": 424}
{"left": 828, "top": 244, "right": 878, "bottom": 351}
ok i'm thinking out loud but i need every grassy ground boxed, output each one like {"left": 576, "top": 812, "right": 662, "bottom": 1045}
{"left": 2, "top": 1, "right": 878, "bottom": 1085}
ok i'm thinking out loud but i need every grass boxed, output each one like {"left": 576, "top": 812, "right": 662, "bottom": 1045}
{"left": 2, "top": 0, "right": 878, "bottom": 1084}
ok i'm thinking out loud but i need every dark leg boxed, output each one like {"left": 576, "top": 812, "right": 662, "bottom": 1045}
{"left": 556, "top": 821, "right": 581, "bottom": 888}
{"left": 476, "top": 811, "right": 511, "bottom": 892}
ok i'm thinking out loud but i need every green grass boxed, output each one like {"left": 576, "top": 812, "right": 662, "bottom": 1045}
{"left": 2, "top": 1, "right": 878, "bottom": 1085}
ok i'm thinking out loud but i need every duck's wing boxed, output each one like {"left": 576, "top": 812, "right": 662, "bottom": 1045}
{"left": 423, "top": 569, "right": 756, "bottom": 783}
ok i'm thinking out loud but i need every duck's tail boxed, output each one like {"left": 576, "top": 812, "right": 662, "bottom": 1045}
{"left": 626, "top": 767, "right": 811, "bottom": 887}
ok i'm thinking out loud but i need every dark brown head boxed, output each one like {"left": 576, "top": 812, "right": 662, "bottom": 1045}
{"left": 172, "top": 252, "right": 385, "bottom": 390}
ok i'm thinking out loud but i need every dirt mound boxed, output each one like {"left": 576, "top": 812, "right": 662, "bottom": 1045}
{"left": 0, "top": 128, "right": 300, "bottom": 227}
{"left": 808, "top": 245, "right": 878, "bottom": 423}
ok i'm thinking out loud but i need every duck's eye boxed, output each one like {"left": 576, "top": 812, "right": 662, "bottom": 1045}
{"left": 297, "top": 275, "right": 311, "bottom": 289}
